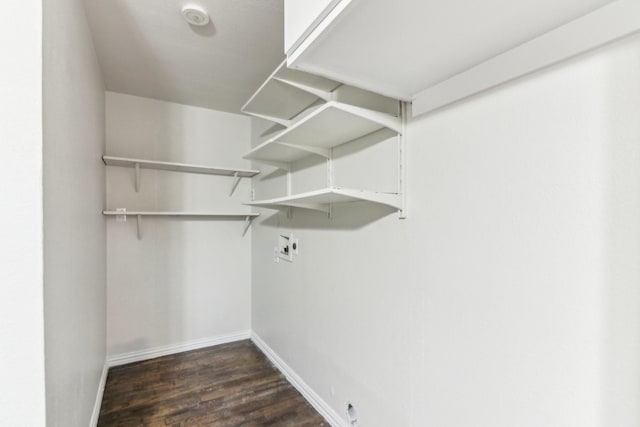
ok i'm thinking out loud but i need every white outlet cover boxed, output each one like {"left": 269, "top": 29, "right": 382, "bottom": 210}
{"left": 278, "top": 232, "right": 293, "bottom": 262}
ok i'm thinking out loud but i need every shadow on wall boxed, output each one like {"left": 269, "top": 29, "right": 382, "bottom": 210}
{"left": 256, "top": 167, "right": 288, "bottom": 183}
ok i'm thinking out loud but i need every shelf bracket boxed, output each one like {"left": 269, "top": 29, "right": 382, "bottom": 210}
{"left": 272, "top": 77, "right": 333, "bottom": 101}
{"left": 229, "top": 172, "right": 241, "bottom": 196}
{"left": 286, "top": 206, "right": 293, "bottom": 220}
{"left": 398, "top": 101, "right": 408, "bottom": 219}
{"left": 134, "top": 162, "right": 140, "bottom": 192}
{"left": 277, "top": 142, "right": 330, "bottom": 159}
{"left": 243, "top": 111, "right": 292, "bottom": 128}
{"left": 136, "top": 214, "right": 143, "bottom": 240}
{"left": 328, "top": 204, "right": 333, "bottom": 219}
{"left": 242, "top": 215, "right": 253, "bottom": 237}
{"left": 250, "top": 158, "right": 290, "bottom": 171}
{"left": 339, "top": 103, "right": 403, "bottom": 134}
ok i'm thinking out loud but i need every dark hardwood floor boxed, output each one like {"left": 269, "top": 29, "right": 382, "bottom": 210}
{"left": 98, "top": 340, "right": 329, "bottom": 426}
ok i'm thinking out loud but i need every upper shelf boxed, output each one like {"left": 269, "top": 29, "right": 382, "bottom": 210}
{"left": 244, "top": 101, "right": 401, "bottom": 166}
{"left": 245, "top": 187, "right": 402, "bottom": 214}
{"left": 103, "top": 211, "right": 259, "bottom": 217}
{"left": 241, "top": 60, "right": 341, "bottom": 126}
{"left": 286, "top": 0, "right": 632, "bottom": 117}
{"left": 103, "top": 156, "right": 260, "bottom": 178}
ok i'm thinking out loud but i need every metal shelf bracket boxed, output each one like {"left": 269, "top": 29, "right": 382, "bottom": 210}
{"left": 134, "top": 162, "right": 140, "bottom": 192}
{"left": 398, "top": 101, "right": 407, "bottom": 219}
{"left": 136, "top": 214, "right": 143, "bottom": 240}
{"left": 230, "top": 172, "right": 241, "bottom": 196}
{"left": 242, "top": 215, "right": 253, "bottom": 236}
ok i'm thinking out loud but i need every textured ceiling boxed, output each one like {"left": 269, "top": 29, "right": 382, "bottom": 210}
{"left": 85, "top": 0, "right": 284, "bottom": 113}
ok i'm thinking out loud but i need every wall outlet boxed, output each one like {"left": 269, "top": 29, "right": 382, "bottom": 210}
{"left": 278, "top": 233, "right": 293, "bottom": 262}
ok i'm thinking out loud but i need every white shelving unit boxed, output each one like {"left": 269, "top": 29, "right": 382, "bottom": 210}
{"left": 244, "top": 101, "right": 401, "bottom": 166}
{"left": 285, "top": 0, "right": 640, "bottom": 117}
{"left": 103, "top": 155, "right": 259, "bottom": 194}
{"left": 245, "top": 188, "right": 401, "bottom": 214}
{"left": 104, "top": 156, "right": 260, "bottom": 238}
{"left": 241, "top": 59, "right": 341, "bottom": 127}
{"left": 103, "top": 210, "right": 260, "bottom": 239}
{"left": 102, "top": 211, "right": 260, "bottom": 217}
{"left": 242, "top": 61, "right": 406, "bottom": 218}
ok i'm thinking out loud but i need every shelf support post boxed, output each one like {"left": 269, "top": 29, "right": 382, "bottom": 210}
{"left": 229, "top": 172, "right": 241, "bottom": 196}
{"left": 272, "top": 77, "right": 333, "bottom": 101}
{"left": 398, "top": 101, "right": 407, "bottom": 219}
{"left": 136, "top": 214, "right": 143, "bottom": 240}
{"left": 134, "top": 162, "right": 140, "bottom": 193}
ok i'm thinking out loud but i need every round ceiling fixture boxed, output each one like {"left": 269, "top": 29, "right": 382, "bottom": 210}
{"left": 182, "top": 5, "right": 210, "bottom": 26}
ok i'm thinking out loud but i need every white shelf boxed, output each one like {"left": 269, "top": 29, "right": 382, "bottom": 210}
{"left": 244, "top": 101, "right": 401, "bottom": 166}
{"left": 103, "top": 210, "right": 259, "bottom": 239}
{"left": 287, "top": 0, "right": 636, "bottom": 117}
{"left": 103, "top": 211, "right": 259, "bottom": 217}
{"left": 241, "top": 60, "right": 406, "bottom": 219}
{"left": 103, "top": 155, "right": 259, "bottom": 194}
{"left": 103, "top": 156, "right": 259, "bottom": 177}
{"left": 241, "top": 60, "right": 341, "bottom": 126}
{"left": 245, "top": 187, "right": 401, "bottom": 214}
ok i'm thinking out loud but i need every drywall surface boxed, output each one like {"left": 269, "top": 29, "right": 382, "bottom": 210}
{"left": 106, "top": 92, "right": 253, "bottom": 357}
{"left": 0, "top": 0, "right": 46, "bottom": 425}
{"left": 251, "top": 34, "right": 640, "bottom": 426}
{"left": 42, "top": 0, "right": 107, "bottom": 425}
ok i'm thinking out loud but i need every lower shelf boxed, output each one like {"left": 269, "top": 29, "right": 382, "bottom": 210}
{"left": 102, "top": 211, "right": 259, "bottom": 218}
{"left": 102, "top": 210, "right": 259, "bottom": 239}
{"left": 244, "top": 187, "right": 402, "bottom": 214}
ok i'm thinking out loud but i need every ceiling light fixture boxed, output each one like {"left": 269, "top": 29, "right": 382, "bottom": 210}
{"left": 182, "top": 5, "right": 210, "bottom": 26}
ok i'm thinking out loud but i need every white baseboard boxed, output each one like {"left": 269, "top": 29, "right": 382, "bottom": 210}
{"left": 90, "top": 362, "right": 109, "bottom": 427}
{"left": 106, "top": 330, "right": 251, "bottom": 367}
{"left": 251, "top": 332, "right": 348, "bottom": 427}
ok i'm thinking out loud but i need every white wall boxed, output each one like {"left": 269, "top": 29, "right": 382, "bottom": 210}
{"left": 42, "top": 0, "right": 107, "bottom": 425}
{"left": 251, "top": 33, "right": 640, "bottom": 426}
{"left": 106, "top": 92, "right": 253, "bottom": 357}
{"left": 0, "top": 1, "right": 46, "bottom": 425}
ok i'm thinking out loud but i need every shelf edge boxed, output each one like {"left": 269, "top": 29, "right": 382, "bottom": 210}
{"left": 103, "top": 211, "right": 259, "bottom": 217}
{"left": 102, "top": 156, "right": 259, "bottom": 177}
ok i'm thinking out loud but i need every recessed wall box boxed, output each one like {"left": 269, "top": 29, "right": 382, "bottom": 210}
{"left": 278, "top": 232, "right": 294, "bottom": 262}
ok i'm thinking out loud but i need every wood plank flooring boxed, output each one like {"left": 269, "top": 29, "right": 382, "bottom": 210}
{"left": 98, "top": 340, "right": 329, "bottom": 426}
